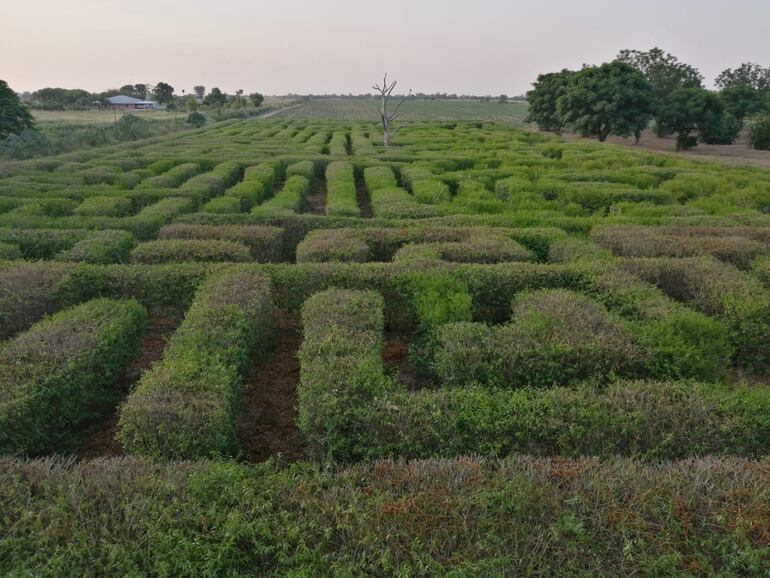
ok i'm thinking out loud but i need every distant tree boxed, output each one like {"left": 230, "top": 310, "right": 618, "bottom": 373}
{"left": 716, "top": 63, "right": 770, "bottom": 91}
{"left": 152, "top": 82, "right": 175, "bottom": 105}
{"left": 193, "top": 85, "right": 206, "bottom": 99}
{"left": 498, "top": 94, "right": 509, "bottom": 103}
{"left": 371, "top": 73, "right": 411, "bottom": 147}
{"left": 133, "top": 84, "right": 149, "bottom": 99}
{"left": 721, "top": 84, "right": 768, "bottom": 124}
{"left": 617, "top": 48, "right": 703, "bottom": 101}
{"left": 749, "top": 114, "right": 770, "bottom": 150}
{"left": 656, "top": 88, "right": 726, "bottom": 150}
{"left": 556, "top": 62, "right": 655, "bottom": 142}
{"left": 249, "top": 92, "right": 264, "bottom": 107}
{"left": 526, "top": 70, "right": 574, "bottom": 133}
{"left": 185, "top": 96, "right": 199, "bottom": 112}
{"left": 30, "top": 87, "right": 93, "bottom": 110}
{"left": 0, "top": 80, "right": 35, "bottom": 139}
{"left": 186, "top": 111, "right": 206, "bottom": 128}
{"left": 204, "top": 87, "right": 227, "bottom": 107}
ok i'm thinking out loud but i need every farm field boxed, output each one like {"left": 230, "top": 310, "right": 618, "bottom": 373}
{"left": 270, "top": 97, "right": 530, "bottom": 123}
{"left": 1, "top": 116, "right": 770, "bottom": 575}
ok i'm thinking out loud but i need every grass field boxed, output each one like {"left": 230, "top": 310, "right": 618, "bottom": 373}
{"left": 269, "top": 97, "right": 530, "bottom": 123}
{"left": 1, "top": 115, "right": 769, "bottom": 575}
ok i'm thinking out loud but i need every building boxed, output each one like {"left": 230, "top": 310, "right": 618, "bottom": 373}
{"left": 106, "top": 95, "right": 159, "bottom": 110}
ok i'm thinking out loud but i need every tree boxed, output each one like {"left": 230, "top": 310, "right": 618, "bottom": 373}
{"left": 749, "top": 114, "right": 770, "bottom": 150}
{"left": 716, "top": 63, "right": 770, "bottom": 91}
{"left": 656, "top": 88, "right": 725, "bottom": 150}
{"left": 556, "top": 62, "right": 655, "bottom": 142}
{"left": 721, "top": 84, "right": 768, "bottom": 124}
{"left": 30, "top": 87, "right": 92, "bottom": 110}
{"left": 249, "top": 92, "right": 264, "bottom": 107}
{"left": 204, "top": 87, "right": 227, "bottom": 107}
{"left": 525, "top": 70, "right": 574, "bottom": 132}
{"left": 186, "top": 112, "right": 206, "bottom": 128}
{"left": 193, "top": 85, "right": 206, "bottom": 99}
{"left": 152, "top": 82, "right": 175, "bottom": 105}
{"left": 617, "top": 48, "right": 703, "bottom": 101}
{"left": 371, "top": 73, "right": 411, "bottom": 147}
{"left": 498, "top": 94, "right": 508, "bottom": 103}
{"left": 0, "top": 80, "right": 35, "bottom": 139}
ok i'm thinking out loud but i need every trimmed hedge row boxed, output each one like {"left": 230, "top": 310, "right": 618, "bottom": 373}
{"left": 116, "top": 270, "right": 273, "bottom": 458}
{"left": 158, "top": 223, "right": 284, "bottom": 262}
{"left": 0, "top": 298, "right": 147, "bottom": 455}
{"left": 225, "top": 162, "right": 277, "bottom": 211}
{"left": 251, "top": 175, "right": 310, "bottom": 217}
{"left": 130, "top": 239, "right": 253, "bottom": 264}
{"left": 324, "top": 161, "right": 359, "bottom": 217}
{"left": 297, "top": 289, "right": 769, "bottom": 461}
{"left": 54, "top": 229, "right": 135, "bottom": 264}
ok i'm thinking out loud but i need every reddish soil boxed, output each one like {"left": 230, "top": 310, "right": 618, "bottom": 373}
{"left": 304, "top": 176, "right": 326, "bottom": 215}
{"left": 562, "top": 129, "right": 770, "bottom": 169}
{"left": 236, "top": 310, "right": 307, "bottom": 463}
{"left": 382, "top": 337, "right": 434, "bottom": 390}
{"left": 355, "top": 170, "right": 373, "bottom": 218}
{"left": 77, "top": 310, "right": 182, "bottom": 459}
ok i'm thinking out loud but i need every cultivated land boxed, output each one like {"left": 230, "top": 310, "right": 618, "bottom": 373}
{"left": 1, "top": 108, "right": 769, "bottom": 575}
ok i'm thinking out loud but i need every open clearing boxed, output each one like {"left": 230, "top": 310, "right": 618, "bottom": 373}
{"left": 1, "top": 104, "right": 769, "bottom": 575}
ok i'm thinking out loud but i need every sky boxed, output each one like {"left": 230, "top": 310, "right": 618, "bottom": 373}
{"left": 2, "top": 0, "right": 769, "bottom": 96}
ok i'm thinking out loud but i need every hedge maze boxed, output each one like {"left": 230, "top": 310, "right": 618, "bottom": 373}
{"left": 1, "top": 118, "right": 770, "bottom": 574}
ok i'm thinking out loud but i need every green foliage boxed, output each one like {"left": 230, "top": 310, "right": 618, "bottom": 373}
{"left": 0, "top": 79, "right": 35, "bottom": 139}
{"left": 557, "top": 61, "right": 655, "bottom": 141}
{"left": 655, "top": 87, "right": 727, "bottom": 150}
{"left": 715, "top": 62, "right": 770, "bottom": 91}
{"left": 117, "top": 271, "right": 272, "bottom": 459}
{"left": 525, "top": 70, "right": 574, "bottom": 131}
{"left": 131, "top": 239, "right": 252, "bottom": 263}
{"left": 749, "top": 114, "right": 770, "bottom": 150}
{"left": 0, "top": 298, "right": 147, "bottom": 455}
{"left": 152, "top": 82, "right": 175, "bottom": 105}
{"left": 186, "top": 111, "right": 206, "bottom": 128}
{"left": 617, "top": 47, "right": 704, "bottom": 101}
{"left": 721, "top": 84, "right": 768, "bottom": 122}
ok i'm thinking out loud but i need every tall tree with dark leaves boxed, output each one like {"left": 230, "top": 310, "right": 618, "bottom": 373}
{"left": 0, "top": 80, "right": 35, "bottom": 139}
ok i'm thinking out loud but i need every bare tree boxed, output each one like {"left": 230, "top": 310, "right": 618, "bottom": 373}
{"left": 372, "top": 73, "right": 411, "bottom": 146}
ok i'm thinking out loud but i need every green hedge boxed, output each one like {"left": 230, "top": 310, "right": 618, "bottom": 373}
{"left": 251, "top": 175, "right": 309, "bottom": 217}
{"left": 158, "top": 224, "right": 284, "bottom": 262}
{"left": 0, "top": 262, "right": 70, "bottom": 339}
{"left": 0, "top": 298, "right": 147, "bottom": 455}
{"left": 131, "top": 239, "right": 253, "bottom": 264}
{"left": 325, "top": 161, "right": 359, "bottom": 217}
{"left": 117, "top": 270, "right": 272, "bottom": 459}
{"left": 54, "top": 230, "right": 136, "bottom": 264}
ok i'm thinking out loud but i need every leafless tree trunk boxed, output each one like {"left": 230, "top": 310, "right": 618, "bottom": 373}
{"left": 372, "top": 73, "right": 411, "bottom": 147}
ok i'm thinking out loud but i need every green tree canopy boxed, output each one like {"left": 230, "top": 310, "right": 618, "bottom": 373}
{"left": 0, "top": 80, "right": 35, "bottom": 139}
{"left": 193, "top": 85, "right": 206, "bottom": 99}
{"left": 204, "top": 87, "right": 227, "bottom": 107}
{"left": 617, "top": 48, "right": 703, "bottom": 101}
{"left": 152, "top": 82, "right": 175, "bottom": 105}
{"left": 249, "top": 92, "right": 264, "bottom": 107}
{"left": 30, "top": 87, "right": 93, "bottom": 110}
{"left": 716, "top": 63, "right": 770, "bottom": 91}
{"left": 556, "top": 61, "right": 655, "bottom": 142}
{"left": 721, "top": 84, "right": 768, "bottom": 123}
{"left": 525, "top": 69, "right": 575, "bottom": 132}
{"left": 656, "top": 87, "right": 726, "bottom": 150}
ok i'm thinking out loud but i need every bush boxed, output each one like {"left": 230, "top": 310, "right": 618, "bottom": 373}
{"left": 0, "top": 298, "right": 147, "bottom": 455}
{"left": 285, "top": 160, "right": 315, "bottom": 181}
{"left": 186, "top": 111, "right": 206, "bottom": 128}
{"left": 55, "top": 230, "right": 136, "bottom": 264}
{"left": 296, "top": 229, "right": 371, "bottom": 263}
{"left": 0, "top": 262, "right": 70, "bottom": 339}
{"left": 202, "top": 195, "right": 241, "bottom": 214}
{"left": 749, "top": 114, "right": 770, "bottom": 150}
{"left": 117, "top": 271, "right": 272, "bottom": 458}
{"left": 411, "top": 179, "right": 451, "bottom": 204}
{"left": 325, "top": 161, "right": 359, "bottom": 217}
{"left": 0, "top": 241, "right": 21, "bottom": 259}
{"left": 158, "top": 223, "right": 284, "bottom": 261}
{"left": 251, "top": 175, "right": 309, "bottom": 217}
{"left": 74, "top": 196, "right": 133, "bottom": 217}
{"left": 130, "top": 239, "right": 252, "bottom": 263}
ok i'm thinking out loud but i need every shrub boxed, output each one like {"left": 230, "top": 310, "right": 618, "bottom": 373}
{"left": 296, "top": 229, "right": 371, "bottom": 263}
{"left": 158, "top": 223, "right": 284, "bottom": 261}
{"left": 0, "top": 298, "right": 147, "bottom": 455}
{"left": 202, "top": 195, "right": 241, "bottom": 214}
{"left": 130, "top": 239, "right": 252, "bottom": 263}
{"left": 749, "top": 114, "right": 770, "bottom": 150}
{"left": 55, "top": 230, "right": 136, "bottom": 264}
{"left": 325, "top": 161, "right": 359, "bottom": 217}
{"left": 285, "top": 160, "right": 315, "bottom": 180}
{"left": 74, "top": 196, "right": 133, "bottom": 217}
{"left": 411, "top": 179, "right": 451, "bottom": 204}
{"left": 0, "top": 242, "right": 21, "bottom": 259}
{"left": 251, "top": 175, "right": 309, "bottom": 216}
{"left": 0, "top": 262, "right": 70, "bottom": 339}
{"left": 117, "top": 271, "right": 272, "bottom": 459}
{"left": 186, "top": 111, "right": 206, "bottom": 128}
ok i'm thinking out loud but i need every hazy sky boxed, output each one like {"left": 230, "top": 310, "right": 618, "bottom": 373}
{"left": 2, "top": 0, "right": 768, "bottom": 95}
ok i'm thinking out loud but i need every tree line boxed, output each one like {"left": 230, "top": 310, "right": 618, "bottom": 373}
{"left": 526, "top": 49, "right": 770, "bottom": 150}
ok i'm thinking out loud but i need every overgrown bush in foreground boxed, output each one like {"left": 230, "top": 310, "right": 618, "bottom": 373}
{"left": 0, "top": 298, "right": 146, "bottom": 454}
{"left": 2, "top": 456, "right": 766, "bottom": 576}
{"left": 117, "top": 270, "right": 272, "bottom": 459}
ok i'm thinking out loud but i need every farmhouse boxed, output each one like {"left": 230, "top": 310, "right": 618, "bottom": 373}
{"left": 106, "top": 95, "right": 159, "bottom": 110}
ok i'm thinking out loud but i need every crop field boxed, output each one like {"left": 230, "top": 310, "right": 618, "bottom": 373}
{"left": 270, "top": 97, "right": 530, "bottom": 123}
{"left": 1, "top": 117, "right": 770, "bottom": 575}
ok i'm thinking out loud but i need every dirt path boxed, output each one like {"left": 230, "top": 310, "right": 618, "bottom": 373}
{"left": 355, "top": 169, "right": 373, "bottom": 218}
{"left": 304, "top": 174, "right": 326, "bottom": 215}
{"left": 77, "top": 311, "right": 181, "bottom": 459}
{"left": 561, "top": 130, "right": 770, "bottom": 169}
{"left": 257, "top": 103, "right": 303, "bottom": 119}
{"left": 236, "top": 310, "right": 307, "bottom": 463}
